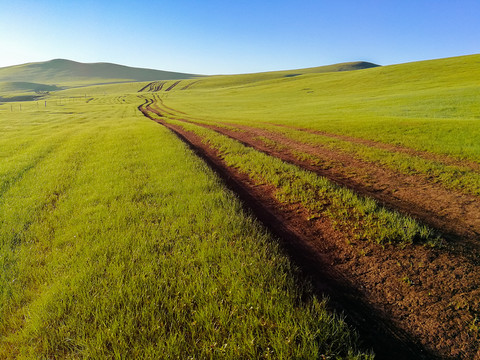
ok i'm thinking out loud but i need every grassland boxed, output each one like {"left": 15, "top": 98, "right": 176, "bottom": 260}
{"left": 135, "top": 54, "right": 480, "bottom": 359}
{"left": 137, "top": 55, "right": 480, "bottom": 240}
{"left": 143, "top": 110, "right": 437, "bottom": 246}
{"left": 0, "top": 95, "right": 371, "bottom": 358}
{"left": 0, "top": 59, "right": 198, "bottom": 87}
{"left": 160, "top": 54, "right": 480, "bottom": 162}
{"left": 2, "top": 53, "right": 479, "bottom": 359}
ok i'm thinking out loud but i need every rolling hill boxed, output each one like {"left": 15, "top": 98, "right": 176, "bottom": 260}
{"left": 176, "top": 61, "right": 380, "bottom": 89}
{"left": 0, "top": 59, "right": 200, "bottom": 87}
{"left": 0, "top": 59, "right": 380, "bottom": 102}
{"left": 0, "top": 81, "right": 61, "bottom": 93}
{"left": 0, "top": 59, "right": 380, "bottom": 90}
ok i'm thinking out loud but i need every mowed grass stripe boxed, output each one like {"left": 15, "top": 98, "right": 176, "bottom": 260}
{"left": 0, "top": 99, "right": 371, "bottom": 359}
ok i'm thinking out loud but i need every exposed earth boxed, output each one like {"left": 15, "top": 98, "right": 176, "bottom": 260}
{"left": 139, "top": 96, "right": 480, "bottom": 360}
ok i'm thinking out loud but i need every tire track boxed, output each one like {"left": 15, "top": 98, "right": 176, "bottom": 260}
{"left": 138, "top": 82, "right": 155, "bottom": 92}
{"left": 165, "top": 80, "right": 181, "bottom": 92}
{"left": 266, "top": 123, "right": 480, "bottom": 173}
{"left": 145, "top": 101, "right": 480, "bottom": 253}
{"left": 139, "top": 98, "right": 480, "bottom": 359}
{"left": 181, "top": 80, "right": 200, "bottom": 90}
{"left": 138, "top": 98, "right": 443, "bottom": 360}
{"left": 138, "top": 81, "right": 167, "bottom": 92}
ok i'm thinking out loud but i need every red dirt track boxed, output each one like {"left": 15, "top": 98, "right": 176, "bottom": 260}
{"left": 139, "top": 97, "right": 480, "bottom": 360}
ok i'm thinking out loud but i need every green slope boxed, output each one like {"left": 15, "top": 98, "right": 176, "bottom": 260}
{"left": 0, "top": 82, "right": 62, "bottom": 102}
{"left": 149, "top": 54, "right": 480, "bottom": 161}
{"left": 0, "top": 59, "right": 378, "bottom": 99}
{"left": 0, "top": 82, "right": 60, "bottom": 93}
{"left": 162, "top": 61, "right": 379, "bottom": 89}
{"left": 0, "top": 59, "right": 200, "bottom": 87}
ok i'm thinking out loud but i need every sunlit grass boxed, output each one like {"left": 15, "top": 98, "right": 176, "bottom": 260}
{"left": 250, "top": 124, "right": 480, "bottom": 196}
{"left": 163, "top": 117, "right": 439, "bottom": 246}
{"left": 2, "top": 53, "right": 476, "bottom": 357}
{"left": 160, "top": 54, "right": 480, "bottom": 163}
{"left": 0, "top": 97, "right": 371, "bottom": 359}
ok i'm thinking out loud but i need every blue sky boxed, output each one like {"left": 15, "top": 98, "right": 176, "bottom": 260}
{"left": 0, "top": 0, "right": 478, "bottom": 74}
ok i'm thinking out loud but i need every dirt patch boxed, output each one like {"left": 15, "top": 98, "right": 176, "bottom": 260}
{"left": 139, "top": 100, "right": 480, "bottom": 359}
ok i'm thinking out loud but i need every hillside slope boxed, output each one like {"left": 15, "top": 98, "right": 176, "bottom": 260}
{"left": 0, "top": 81, "right": 63, "bottom": 101}
{"left": 137, "top": 53, "right": 480, "bottom": 359}
{"left": 0, "top": 59, "right": 200, "bottom": 86}
{"left": 176, "top": 61, "right": 380, "bottom": 89}
{"left": 157, "top": 53, "right": 480, "bottom": 160}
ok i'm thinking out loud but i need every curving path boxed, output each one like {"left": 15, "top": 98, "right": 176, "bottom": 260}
{"left": 138, "top": 96, "right": 480, "bottom": 360}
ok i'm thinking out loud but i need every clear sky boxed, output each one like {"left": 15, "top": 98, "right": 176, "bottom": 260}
{"left": 0, "top": 0, "right": 478, "bottom": 75}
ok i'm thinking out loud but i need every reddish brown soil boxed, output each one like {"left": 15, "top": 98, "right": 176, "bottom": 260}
{"left": 139, "top": 99, "right": 480, "bottom": 359}
{"left": 148, "top": 101, "right": 480, "bottom": 256}
{"left": 195, "top": 121, "right": 480, "bottom": 257}
{"left": 268, "top": 123, "right": 480, "bottom": 173}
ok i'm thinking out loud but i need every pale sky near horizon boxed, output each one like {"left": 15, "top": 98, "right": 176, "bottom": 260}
{"left": 0, "top": 0, "right": 478, "bottom": 75}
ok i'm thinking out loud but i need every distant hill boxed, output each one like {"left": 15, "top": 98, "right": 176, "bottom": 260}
{"left": 283, "top": 61, "right": 379, "bottom": 75}
{"left": 0, "top": 59, "right": 379, "bottom": 100}
{"left": 176, "top": 61, "right": 380, "bottom": 90}
{"left": 0, "top": 59, "right": 200, "bottom": 87}
{"left": 0, "top": 81, "right": 61, "bottom": 93}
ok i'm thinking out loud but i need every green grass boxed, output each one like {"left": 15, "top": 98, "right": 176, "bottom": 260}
{"left": 0, "top": 96, "right": 371, "bottom": 359}
{"left": 159, "top": 54, "right": 480, "bottom": 163}
{"left": 0, "top": 82, "right": 62, "bottom": 102}
{"left": 248, "top": 124, "right": 480, "bottom": 196}
{"left": 0, "top": 59, "right": 199, "bottom": 88}
{"left": 156, "top": 115, "right": 438, "bottom": 246}
{"left": 144, "top": 61, "right": 378, "bottom": 91}
{"left": 148, "top": 92, "right": 480, "bottom": 196}
{"left": 0, "top": 81, "right": 61, "bottom": 93}
{"left": 3, "top": 53, "right": 477, "bottom": 358}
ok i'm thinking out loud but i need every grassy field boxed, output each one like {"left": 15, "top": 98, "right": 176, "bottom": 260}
{"left": 135, "top": 55, "right": 480, "bottom": 358}
{"left": 2, "top": 53, "right": 479, "bottom": 358}
{"left": 146, "top": 113, "right": 438, "bottom": 246}
{"left": 159, "top": 54, "right": 480, "bottom": 162}
{"left": 0, "top": 96, "right": 371, "bottom": 358}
